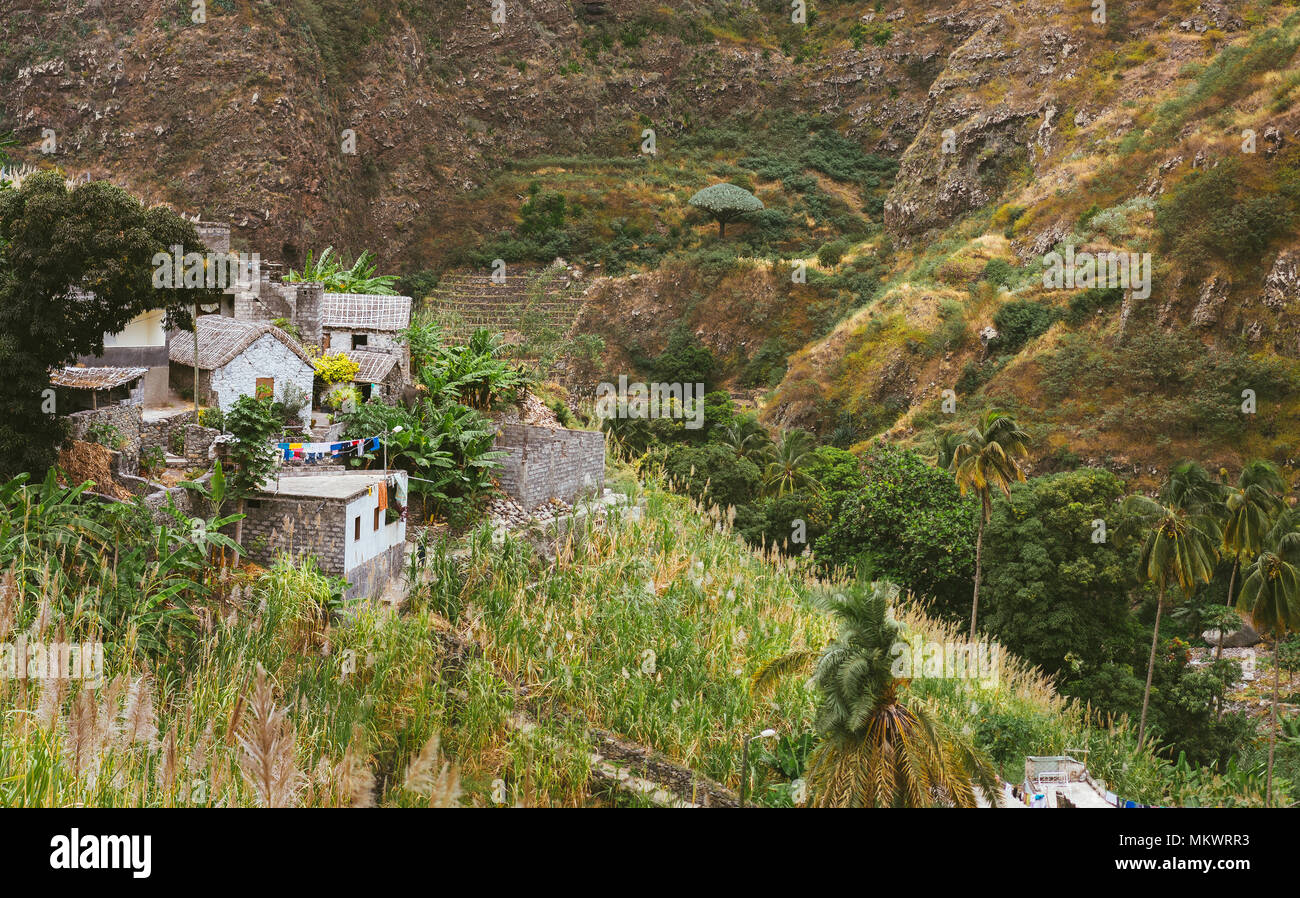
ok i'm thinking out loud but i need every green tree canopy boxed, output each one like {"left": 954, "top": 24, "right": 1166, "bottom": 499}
{"left": 980, "top": 469, "right": 1142, "bottom": 698}
{"left": 688, "top": 183, "right": 764, "bottom": 237}
{"left": 815, "top": 443, "right": 976, "bottom": 619}
{"left": 0, "top": 170, "right": 217, "bottom": 476}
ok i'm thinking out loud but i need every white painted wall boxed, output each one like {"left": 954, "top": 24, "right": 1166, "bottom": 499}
{"left": 104, "top": 308, "right": 167, "bottom": 347}
{"left": 210, "top": 333, "right": 314, "bottom": 418}
{"left": 343, "top": 472, "right": 408, "bottom": 573}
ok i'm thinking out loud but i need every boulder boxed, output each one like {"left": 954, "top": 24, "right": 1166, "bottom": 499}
{"left": 1202, "top": 622, "right": 1262, "bottom": 649}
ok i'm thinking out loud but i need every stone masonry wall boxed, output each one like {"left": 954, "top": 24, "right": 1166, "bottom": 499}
{"left": 142, "top": 411, "right": 195, "bottom": 456}
{"left": 238, "top": 495, "right": 347, "bottom": 576}
{"left": 67, "top": 404, "right": 142, "bottom": 476}
{"left": 493, "top": 424, "right": 604, "bottom": 509}
{"left": 183, "top": 424, "right": 221, "bottom": 467}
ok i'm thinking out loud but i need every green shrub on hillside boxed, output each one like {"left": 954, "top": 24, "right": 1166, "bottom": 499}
{"left": 992, "top": 299, "right": 1059, "bottom": 353}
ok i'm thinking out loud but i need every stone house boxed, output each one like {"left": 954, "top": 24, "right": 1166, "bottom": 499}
{"left": 73, "top": 220, "right": 236, "bottom": 406}
{"left": 239, "top": 470, "right": 408, "bottom": 600}
{"left": 318, "top": 293, "right": 412, "bottom": 382}
{"left": 168, "top": 315, "right": 314, "bottom": 419}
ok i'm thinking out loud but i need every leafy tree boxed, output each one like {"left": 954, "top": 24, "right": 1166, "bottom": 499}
{"left": 518, "top": 181, "right": 567, "bottom": 237}
{"left": 1121, "top": 461, "right": 1224, "bottom": 745}
{"left": 647, "top": 328, "right": 719, "bottom": 392}
{"left": 0, "top": 171, "right": 216, "bottom": 476}
{"left": 981, "top": 469, "right": 1142, "bottom": 699}
{"left": 734, "top": 491, "right": 826, "bottom": 556}
{"left": 224, "top": 396, "right": 281, "bottom": 556}
{"left": 991, "top": 300, "right": 1057, "bottom": 353}
{"left": 662, "top": 442, "right": 761, "bottom": 510}
{"left": 688, "top": 182, "right": 764, "bottom": 237}
{"left": 752, "top": 579, "right": 998, "bottom": 807}
{"left": 816, "top": 444, "right": 976, "bottom": 619}
{"left": 949, "top": 410, "right": 1030, "bottom": 637}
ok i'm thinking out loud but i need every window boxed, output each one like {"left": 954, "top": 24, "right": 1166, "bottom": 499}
{"left": 255, "top": 377, "right": 274, "bottom": 400}
{"left": 373, "top": 507, "right": 381, "bottom": 531}
{"left": 352, "top": 334, "right": 368, "bottom": 349}
{"left": 354, "top": 516, "right": 361, "bottom": 540}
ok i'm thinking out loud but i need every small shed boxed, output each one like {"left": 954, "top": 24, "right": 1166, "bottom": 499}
{"left": 345, "top": 349, "right": 403, "bottom": 402}
{"left": 169, "top": 316, "right": 314, "bottom": 419}
{"left": 50, "top": 366, "right": 149, "bottom": 412}
{"left": 239, "top": 470, "right": 409, "bottom": 601}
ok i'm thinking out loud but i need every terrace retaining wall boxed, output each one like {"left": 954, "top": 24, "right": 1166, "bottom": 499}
{"left": 493, "top": 425, "right": 604, "bottom": 509}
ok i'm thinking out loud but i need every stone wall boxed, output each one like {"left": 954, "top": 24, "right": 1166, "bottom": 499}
{"left": 141, "top": 411, "right": 195, "bottom": 455}
{"left": 493, "top": 425, "right": 604, "bottom": 509}
{"left": 238, "top": 494, "right": 348, "bottom": 576}
{"left": 66, "top": 404, "right": 142, "bottom": 476}
{"left": 343, "top": 541, "right": 407, "bottom": 601}
{"left": 183, "top": 424, "right": 221, "bottom": 467}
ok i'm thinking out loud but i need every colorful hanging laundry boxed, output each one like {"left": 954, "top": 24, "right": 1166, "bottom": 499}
{"left": 276, "top": 435, "right": 383, "bottom": 461}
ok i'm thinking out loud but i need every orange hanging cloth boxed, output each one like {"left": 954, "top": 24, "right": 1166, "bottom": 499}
{"left": 377, "top": 479, "right": 387, "bottom": 511}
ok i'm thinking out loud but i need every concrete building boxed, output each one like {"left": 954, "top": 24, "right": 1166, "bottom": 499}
{"left": 72, "top": 293, "right": 172, "bottom": 406}
{"left": 168, "top": 316, "right": 314, "bottom": 420}
{"left": 239, "top": 470, "right": 408, "bottom": 600}
{"left": 73, "top": 220, "right": 237, "bottom": 405}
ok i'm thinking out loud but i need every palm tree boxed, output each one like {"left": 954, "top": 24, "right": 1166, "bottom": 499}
{"left": 1235, "top": 513, "right": 1300, "bottom": 806}
{"left": 1121, "top": 462, "right": 1223, "bottom": 746}
{"left": 720, "top": 417, "right": 774, "bottom": 467}
{"left": 752, "top": 579, "right": 999, "bottom": 807}
{"left": 948, "top": 410, "right": 1029, "bottom": 638}
{"left": 763, "top": 429, "right": 818, "bottom": 498}
{"left": 1218, "top": 461, "right": 1285, "bottom": 659}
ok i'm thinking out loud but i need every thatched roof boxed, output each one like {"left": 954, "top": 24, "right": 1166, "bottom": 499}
{"left": 50, "top": 366, "right": 148, "bottom": 390}
{"left": 321, "top": 293, "right": 411, "bottom": 331}
{"left": 169, "top": 315, "right": 312, "bottom": 370}
{"left": 346, "top": 349, "right": 399, "bottom": 383}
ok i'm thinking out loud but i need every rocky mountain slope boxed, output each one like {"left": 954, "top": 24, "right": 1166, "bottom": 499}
{"left": 6, "top": 0, "right": 1300, "bottom": 478}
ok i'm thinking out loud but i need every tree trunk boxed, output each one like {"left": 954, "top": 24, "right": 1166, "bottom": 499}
{"left": 1268, "top": 646, "right": 1279, "bottom": 808}
{"left": 233, "top": 497, "right": 245, "bottom": 566}
{"left": 1138, "top": 588, "right": 1165, "bottom": 746}
{"left": 970, "top": 514, "right": 985, "bottom": 640}
{"left": 194, "top": 299, "right": 201, "bottom": 420}
{"left": 1217, "top": 554, "right": 1239, "bottom": 662}
{"left": 718, "top": 219, "right": 726, "bottom": 238}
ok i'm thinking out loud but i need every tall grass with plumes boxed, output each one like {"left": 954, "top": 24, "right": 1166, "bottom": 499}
{"left": 0, "top": 469, "right": 1242, "bottom": 807}
{"left": 0, "top": 551, "right": 535, "bottom": 807}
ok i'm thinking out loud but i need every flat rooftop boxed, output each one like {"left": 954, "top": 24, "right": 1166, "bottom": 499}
{"left": 257, "top": 472, "right": 396, "bottom": 501}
